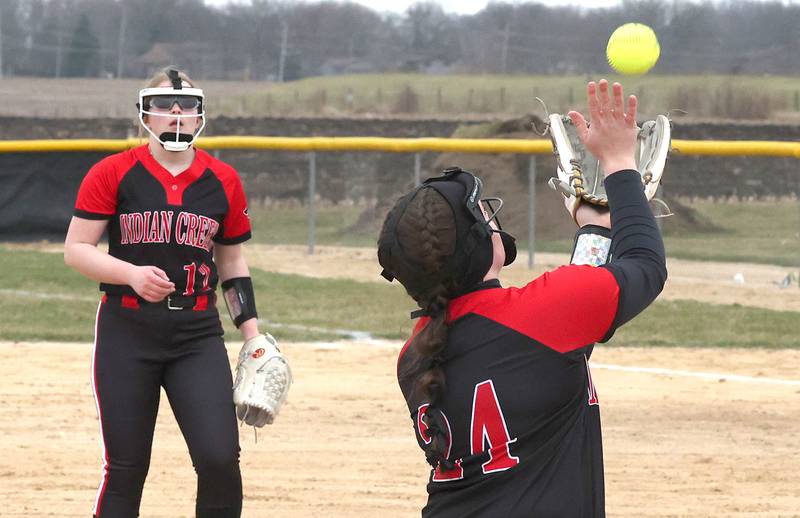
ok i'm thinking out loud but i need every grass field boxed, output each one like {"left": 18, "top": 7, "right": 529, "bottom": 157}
{"left": 247, "top": 199, "right": 800, "bottom": 267}
{"left": 218, "top": 73, "right": 800, "bottom": 119}
{"left": 661, "top": 199, "right": 799, "bottom": 266}
{"left": 2, "top": 196, "right": 795, "bottom": 344}
{"left": 2, "top": 74, "right": 799, "bottom": 120}
{"left": 1, "top": 247, "right": 797, "bottom": 347}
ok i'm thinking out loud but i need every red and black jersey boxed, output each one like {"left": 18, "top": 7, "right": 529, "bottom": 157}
{"left": 398, "top": 269, "right": 614, "bottom": 517}
{"left": 397, "top": 170, "right": 667, "bottom": 518}
{"left": 74, "top": 145, "right": 251, "bottom": 297}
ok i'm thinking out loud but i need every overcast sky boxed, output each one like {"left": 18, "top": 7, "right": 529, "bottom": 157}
{"left": 207, "top": 0, "right": 623, "bottom": 15}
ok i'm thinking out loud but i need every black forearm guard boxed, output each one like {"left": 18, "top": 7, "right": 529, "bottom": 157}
{"left": 221, "top": 277, "right": 258, "bottom": 328}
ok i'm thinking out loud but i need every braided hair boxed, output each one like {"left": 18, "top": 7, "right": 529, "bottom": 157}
{"left": 378, "top": 187, "right": 458, "bottom": 469}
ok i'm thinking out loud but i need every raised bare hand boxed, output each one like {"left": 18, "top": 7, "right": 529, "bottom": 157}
{"left": 567, "top": 79, "right": 638, "bottom": 176}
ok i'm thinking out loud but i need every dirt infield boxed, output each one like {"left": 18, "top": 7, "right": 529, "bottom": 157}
{"left": 1, "top": 341, "right": 798, "bottom": 517}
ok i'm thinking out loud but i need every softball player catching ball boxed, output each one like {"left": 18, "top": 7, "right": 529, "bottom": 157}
{"left": 377, "top": 80, "right": 667, "bottom": 517}
{"left": 64, "top": 68, "right": 288, "bottom": 518}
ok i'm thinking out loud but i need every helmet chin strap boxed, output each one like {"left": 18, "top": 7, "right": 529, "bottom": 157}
{"left": 138, "top": 110, "right": 206, "bottom": 152}
{"left": 159, "top": 132, "right": 194, "bottom": 152}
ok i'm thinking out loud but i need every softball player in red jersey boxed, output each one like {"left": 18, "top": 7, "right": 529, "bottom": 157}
{"left": 378, "top": 80, "right": 667, "bottom": 517}
{"left": 65, "top": 68, "right": 260, "bottom": 518}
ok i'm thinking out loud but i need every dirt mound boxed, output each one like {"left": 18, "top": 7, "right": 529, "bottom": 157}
{"left": 659, "top": 197, "right": 722, "bottom": 235}
{"left": 352, "top": 113, "right": 720, "bottom": 240}
{"left": 433, "top": 140, "right": 572, "bottom": 241}
{"left": 434, "top": 116, "right": 721, "bottom": 239}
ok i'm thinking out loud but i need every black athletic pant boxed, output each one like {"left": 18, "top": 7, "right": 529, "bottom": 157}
{"left": 91, "top": 296, "right": 242, "bottom": 518}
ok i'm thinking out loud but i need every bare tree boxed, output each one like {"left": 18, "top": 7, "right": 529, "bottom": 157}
{"left": 0, "top": 4, "right": 4, "bottom": 78}
{"left": 2, "top": 0, "right": 800, "bottom": 79}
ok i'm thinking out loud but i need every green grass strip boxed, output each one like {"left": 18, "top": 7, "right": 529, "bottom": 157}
{"left": 243, "top": 200, "right": 799, "bottom": 267}
{"left": 1, "top": 247, "right": 797, "bottom": 348}
{"left": 220, "top": 73, "right": 800, "bottom": 119}
{"left": 0, "top": 247, "right": 415, "bottom": 343}
{"left": 610, "top": 300, "right": 800, "bottom": 348}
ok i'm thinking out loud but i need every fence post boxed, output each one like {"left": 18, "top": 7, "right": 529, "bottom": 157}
{"left": 414, "top": 153, "right": 422, "bottom": 186}
{"left": 308, "top": 152, "right": 316, "bottom": 255}
{"left": 528, "top": 155, "right": 536, "bottom": 268}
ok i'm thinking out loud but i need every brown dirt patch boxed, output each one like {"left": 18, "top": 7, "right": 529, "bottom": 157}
{"left": 1, "top": 341, "right": 798, "bottom": 517}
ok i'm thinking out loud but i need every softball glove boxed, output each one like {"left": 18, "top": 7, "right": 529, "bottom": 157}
{"left": 233, "top": 333, "right": 292, "bottom": 427}
{"left": 546, "top": 112, "right": 672, "bottom": 222}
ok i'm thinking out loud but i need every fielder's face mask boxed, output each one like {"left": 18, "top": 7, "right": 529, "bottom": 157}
{"left": 378, "top": 167, "right": 517, "bottom": 307}
{"left": 137, "top": 69, "right": 205, "bottom": 152}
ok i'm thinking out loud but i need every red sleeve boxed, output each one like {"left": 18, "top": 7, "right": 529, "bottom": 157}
{"left": 449, "top": 265, "right": 620, "bottom": 353}
{"left": 74, "top": 156, "right": 120, "bottom": 219}
{"left": 397, "top": 316, "right": 430, "bottom": 375}
{"left": 210, "top": 160, "right": 252, "bottom": 245}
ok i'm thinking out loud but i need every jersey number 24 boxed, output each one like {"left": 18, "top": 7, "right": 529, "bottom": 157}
{"left": 417, "top": 379, "right": 520, "bottom": 482}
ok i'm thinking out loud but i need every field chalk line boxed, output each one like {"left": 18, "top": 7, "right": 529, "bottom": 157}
{"left": 591, "top": 363, "right": 800, "bottom": 387}
{"left": 5, "top": 290, "right": 799, "bottom": 387}
{"left": 0, "top": 289, "right": 97, "bottom": 302}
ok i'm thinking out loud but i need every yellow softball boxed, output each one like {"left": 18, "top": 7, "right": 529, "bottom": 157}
{"left": 606, "top": 23, "right": 660, "bottom": 75}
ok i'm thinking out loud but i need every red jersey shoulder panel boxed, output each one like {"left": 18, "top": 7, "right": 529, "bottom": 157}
{"left": 74, "top": 148, "right": 140, "bottom": 218}
{"left": 199, "top": 149, "right": 252, "bottom": 243}
{"left": 397, "top": 316, "right": 431, "bottom": 375}
{"left": 447, "top": 266, "right": 620, "bottom": 353}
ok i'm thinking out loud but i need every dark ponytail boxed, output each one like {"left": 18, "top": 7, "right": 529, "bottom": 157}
{"left": 413, "top": 303, "right": 455, "bottom": 469}
{"left": 381, "top": 188, "right": 458, "bottom": 469}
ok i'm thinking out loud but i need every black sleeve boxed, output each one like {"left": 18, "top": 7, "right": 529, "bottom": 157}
{"left": 600, "top": 169, "right": 668, "bottom": 340}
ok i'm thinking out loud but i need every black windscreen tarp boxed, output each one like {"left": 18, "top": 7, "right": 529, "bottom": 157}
{"left": 0, "top": 152, "right": 109, "bottom": 241}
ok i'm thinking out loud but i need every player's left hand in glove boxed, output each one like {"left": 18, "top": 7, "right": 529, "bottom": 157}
{"left": 546, "top": 111, "right": 672, "bottom": 224}
{"left": 232, "top": 333, "right": 292, "bottom": 427}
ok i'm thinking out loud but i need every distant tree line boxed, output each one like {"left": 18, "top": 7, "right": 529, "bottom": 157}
{"left": 0, "top": 0, "right": 798, "bottom": 80}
